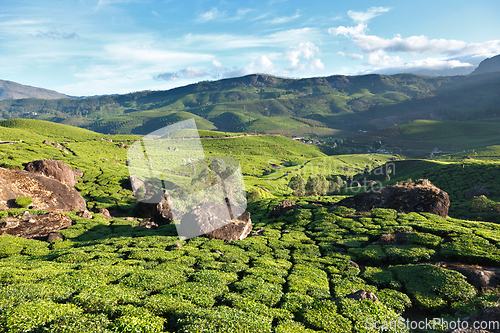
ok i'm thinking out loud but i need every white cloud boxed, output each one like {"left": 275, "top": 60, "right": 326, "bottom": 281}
{"left": 352, "top": 34, "right": 467, "bottom": 55}
{"left": 212, "top": 59, "right": 226, "bottom": 71}
{"left": 366, "top": 50, "right": 403, "bottom": 67}
{"left": 197, "top": 8, "right": 225, "bottom": 22}
{"left": 266, "top": 10, "right": 300, "bottom": 24}
{"left": 348, "top": 53, "right": 363, "bottom": 60}
{"left": 284, "top": 42, "right": 324, "bottom": 72}
{"left": 222, "top": 55, "right": 277, "bottom": 78}
{"left": 347, "top": 7, "right": 391, "bottom": 23}
{"left": 104, "top": 42, "right": 213, "bottom": 64}
{"left": 328, "top": 23, "right": 366, "bottom": 37}
{"left": 155, "top": 66, "right": 209, "bottom": 81}
{"left": 183, "top": 28, "right": 320, "bottom": 50}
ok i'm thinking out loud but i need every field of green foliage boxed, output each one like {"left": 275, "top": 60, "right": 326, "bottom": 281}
{"left": 1, "top": 202, "right": 499, "bottom": 332}
{"left": 1, "top": 119, "right": 500, "bottom": 332}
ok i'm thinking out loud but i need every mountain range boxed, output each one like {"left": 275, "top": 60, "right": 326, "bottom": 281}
{"left": 0, "top": 79, "right": 68, "bottom": 101}
{"left": 1, "top": 54, "right": 500, "bottom": 158}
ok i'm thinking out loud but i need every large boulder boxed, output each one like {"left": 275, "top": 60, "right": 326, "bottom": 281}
{"left": 0, "top": 212, "right": 72, "bottom": 240}
{"left": 134, "top": 193, "right": 183, "bottom": 225}
{"left": 465, "top": 186, "right": 492, "bottom": 200}
{"left": 0, "top": 167, "right": 87, "bottom": 211}
{"left": 331, "top": 179, "right": 450, "bottom": 217}
{"left": 178, "top": 201, "right": 252, "bottom": 242}
{"left": 24, "top": 159, "right": 78, "bottom": 187}
{"left": 270, "top": 200, "right": 300, "bottom": 217}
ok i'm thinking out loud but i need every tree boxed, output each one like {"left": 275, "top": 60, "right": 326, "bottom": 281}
{"left": 289, "top": 173, "right": 306, "bottom": 197}
{"left": 305, "top": 174, "right": 329, "bottom": 196}
{"left": 471, "top": 195, "right": 493, "bottom": 218}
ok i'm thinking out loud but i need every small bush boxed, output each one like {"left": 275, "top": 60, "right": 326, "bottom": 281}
{"left": 14, "top": 196, "right": 32, "bottom": 208}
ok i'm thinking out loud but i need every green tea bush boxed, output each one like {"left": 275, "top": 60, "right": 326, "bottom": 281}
{"left": 384, "top": 245, "right": 435, "bottom": 264}
{"left": 348, "top": 245, "right": 388, "bottom": 265}
{"left": 174, "top": 306, "right": 273, "bottom": 332}
{"left": 361, "top": 267, "right": 401, "bottom": 289}
{"left": 143, "top": 293, "right": 196, "bottom": 317}
{"left": 47, "top": 313, "right": 113, "bottom": 333}
{"left": 287, "top": 264, "right": 330, "bottom": 298}
{"left": 113, "top": 312, "right": 165, "bottom": 333}
{"left": 376, "top": 289, "right": 412, "bottom": 314}
{"left": 121, "top": 268, "right": 188, "bottom": 292}
{"left": 371, "top": 208, "right": 398, "bottom": 219}
{"left": 164, "top": 281, "right": 229, "bottom": 308}
{"left": 338, "top": 298, "right": 408, "bottom": 333}
{"left": 72, "top": 284, "right": 144, "bottom": 313}
{"left": 330, "top": 275, "right": 376, "bottom": 298}
{"left": 301, "top": 299, "right": 352, "bottom": 333}
{"left": 406, "top": 232, "right": 442, "bottom": 247}
{"left": 279, "top": 292, "right": 314, "bottom": 313}
{"left": 2, "top": 300, "right": 83, "bottom": 333}
{"left": 14, "top": 196, "right": 32, "bottom": 208}
{"left": 391, "top": 264, "right": 476, "bottom": 312}
{"left": 274, "top": 320, "right": 317, "bottom": 333}
{"left": 233, "top": 276, "right": 283, "bottom": 306}
{"left": 441, "top": 234, "right": 500, "bottom": 265}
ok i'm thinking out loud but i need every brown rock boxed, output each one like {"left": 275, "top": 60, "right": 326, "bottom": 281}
{"left": 98, "top": 208, "right": 112, "bottom": 219}
{"left": 451, "top": 307, "right": 500, "bottom": 333}
{"left": 47, "top": 232, "right": 64, "bottom": 242}
{"left": 270, "top": 200, "right": 300, "bottom": 217}
{"left": 0, "top": 167, "right": 87, "bottom": 212}
{"left": 345, "top": 289, "right": 379, "bottom": 302}
{"left": 77, "top": 210, "right": 93, "bottom": 219}
{"left": 0, "top": 213, "right": 72, "bottom": 239}
{"left": 465, "top": 186, "right": 492, "bottom": 200}
{"left": 439, "top": 263, "right": 500, "bottom": 292}
{"left": 73, "top": 169, "right": 84, "bottom": 178}
{"left": 178, "top": 201, "right": 251, "bottom": 241}
{"left": 24, "top": 159, "right": 77, "bottom": 187}
{"left": 134, "top": 193, "right": 184, "bottom": 225}
{"left": 331, "top": 179, "right": 450, "bottom": 217}
{"left": 139, "top": 219, "right": 158, "bottom": 229}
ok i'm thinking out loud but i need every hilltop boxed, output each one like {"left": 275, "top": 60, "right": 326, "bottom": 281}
{"left": 471, "top": 54, "right": 500, "bottom": 75}
{"left": 0, "top": 71, "right": 499, "bottom": 154}
{"left": 0, "top": 79, "right": 68, "bottom": 101}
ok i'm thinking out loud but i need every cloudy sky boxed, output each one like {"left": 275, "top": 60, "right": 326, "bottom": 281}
{"left": 2, "top": 0, "right": 500, "bottom": 96}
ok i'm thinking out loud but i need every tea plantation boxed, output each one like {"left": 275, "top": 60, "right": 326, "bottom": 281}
{"left": 1, "top": 119, "right": 500, "bottom": 332}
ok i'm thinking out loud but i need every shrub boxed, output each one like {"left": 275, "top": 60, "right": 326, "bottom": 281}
{"left": 338, "top": 298, "right": 408, "bottom": 333}
{"left": 174, "top": 306, "right": 273, "bottom": 332}
{"left": 384, "top": 245, "right": 435, "bottom": 264}
{"left": 301, "top": 299, "right": 352, "bottom": 333}
{"left": 113, "top": 312, "right": 165, "bottom": 333}
{"left": 361, "top": 267, "right": 401, "bottom": 289}
{"left": 14, "top": 196, "right": 32, "bottom": 208}
{"left": 376, "top": 289, "right": 412, "bottom": 314}
{"left": 348, "top": 245, "right": 387, "bottom": 265}
{"left": 406, "top": 232, "right": 442, "bottom": 247}
{"left": 47, "top": 313, "right": 113, "bottom": 333}
{"left": 164, "top": 281, "right": 229, "bottom": 308}
{"left": 233, "top": 276, "right": 283, "bottom": 307}
{"left": 2, "top": 300, "right": 83, "bottom": 333}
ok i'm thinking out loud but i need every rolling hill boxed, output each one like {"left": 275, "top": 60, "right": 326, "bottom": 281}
{"left": 1, "top": 63, "right": 500, "bottom": 159}
{"left": 0, "top": 79, "right": 68, "bottom": 101}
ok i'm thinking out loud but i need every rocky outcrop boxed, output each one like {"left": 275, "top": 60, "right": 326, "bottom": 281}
{"left": 134, "top": 193, "right": 183, "bottom": 225}
{"left": 465, "top": 186, "right": 492, "bottom": 200}
{"left": 0, "top": 167, "right": 87, "bottom": 211}
{"left": 24, "top": 159, "right": 77, "bottom": 187}
{"left": 0, "top": 212, "right": 72, "bottom": 240}
{"left": 98, "top": 208, "right": 112, "bottom": 219}
{"left": 345, "top": 289, "right": 379, "bottom": 302}
{"left": 177, "top": 201, "right": 252, "bottom": 241}
{"left": 451, "top": 307, "right": 500, "bottom": 333}
{"left": 438, "top": 263, "right": 500, "bottom": 292}
{"left": 270, "top": 200, "right": 300, "bottom": 217}
{"left": 331, "top": 179, "right": 450, "bottom": 217}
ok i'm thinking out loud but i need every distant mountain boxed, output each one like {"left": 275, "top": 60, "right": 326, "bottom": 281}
{"left": 0, "top": 80, "right": 68, "bottom": 101}
{"left": 471, "top": 54, "right": 500, "bottom": 75}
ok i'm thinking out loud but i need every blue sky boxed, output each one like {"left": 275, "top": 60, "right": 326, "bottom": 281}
{"left": 1, "top": 0, "right": 500, "bottom": 96}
